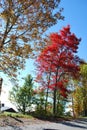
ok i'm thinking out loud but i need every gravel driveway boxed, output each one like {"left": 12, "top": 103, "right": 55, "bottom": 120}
{"left": 0, "top": 117, "right": 87, "bottom": 130}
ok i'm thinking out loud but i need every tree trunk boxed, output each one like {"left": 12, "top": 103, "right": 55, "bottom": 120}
{"left": 0, "top": 78, "right": 3, "bottom": 112}
{"left": 45, "top": 87, "right": 49, "bottom": 112}
{"left": 23, "top": 103, "right": 26, "bottom": 114}
{"left": 53, "top": 88, "right": 57, "bottom": 116}
{"left": 53, "top": 67, "right": 59, "bottom": 116}
{"left": 45, "top": 71, "right": 51, "bottom": 112}
{"left": 56, "top": 94, "right": 60, "bottom": 114}
{"left": 72, "top": 95, "right": 75, "bottom": 118}
{"left": 84, "top": 109, "right": 87, "bottom": 116}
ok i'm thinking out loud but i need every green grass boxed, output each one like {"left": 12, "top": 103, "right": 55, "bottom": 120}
{"left": 0, "top": 112, "right": 33, "bottom": 119}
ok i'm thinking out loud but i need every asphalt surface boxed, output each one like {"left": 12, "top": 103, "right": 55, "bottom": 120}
{"left": 0, "top": 118, "right": 87, "bottom": 130}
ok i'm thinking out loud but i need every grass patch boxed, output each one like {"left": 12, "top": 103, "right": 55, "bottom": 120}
{"left": 0, "top": 112, "right": 33, "bottom": 119}
{"left": 78, "top": 116, "right": 87, "bottom": 119}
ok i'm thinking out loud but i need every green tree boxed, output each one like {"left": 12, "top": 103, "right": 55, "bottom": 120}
{"left": 56, "top": 92, "right": 67, "bottom": 116}
{"left": 9, "top": 74, "right": 34, "bottom": 114}
{"left": 73, "top": 86, "right": 83, "bottom": 117}
{"left": 79, "top": 64, "right": 87, "bottom": 116}
{"left": 0, "top": 0, "right": 64, "bottom": 76}
{"left": 33, "top": 87, "right": 46, "bottom": 116}
{"left": 70, "top": 64, "right": 87, "bottom": 117}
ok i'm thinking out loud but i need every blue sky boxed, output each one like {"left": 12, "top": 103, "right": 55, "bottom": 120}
{"left": 1, "top": 0, "right": 87, "bottom": 86}
{"left": 62, "top": 0, "right": 87, "bottom": 61}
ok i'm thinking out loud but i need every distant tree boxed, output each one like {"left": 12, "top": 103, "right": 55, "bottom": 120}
{"left": 56, "top": 91, "right": 68, "bottom": 116}
{"left": 80, "top": 64, "right": 87, "bottom": 82}
{"left": 36, "top": 25, "right": 81, "bottom": 115}
{"left": 71, "top": 85, "right": 83, "bottom": 117}
{"left": 73, "top": 64, "right": 87, "bottom": 117}
{"left": 9, "top": 74, "right": 34, "bottom": 114}
{"left": 0, "top": 0, "right": 64, "bottom": 77}
{"left": 33, "top": 87, "right": 46, "bottom": 116}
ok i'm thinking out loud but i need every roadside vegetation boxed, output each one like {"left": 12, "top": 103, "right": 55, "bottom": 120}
{"left": 0, "top": 112, "right": 33, "bottom": 119}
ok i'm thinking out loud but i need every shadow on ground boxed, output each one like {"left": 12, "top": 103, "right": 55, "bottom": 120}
{"left": 31, "top": 114, "right": 87, "bottom": 130}
{"left": 73, "top": 118, "right": 87, "bottom": 125}
{"left": 61, "top": 119, "right": 87, "bottom": 129}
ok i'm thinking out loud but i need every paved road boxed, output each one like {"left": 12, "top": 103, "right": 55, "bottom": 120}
{"left": 0, "top": 118, "right": 87, "bottom": 130}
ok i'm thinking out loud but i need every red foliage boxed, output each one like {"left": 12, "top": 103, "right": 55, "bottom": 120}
{"left": 36, "top": 25, "right": 81, "bottom": 98}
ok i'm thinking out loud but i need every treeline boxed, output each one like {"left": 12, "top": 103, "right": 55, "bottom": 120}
{"left": 9, "top": 63, "right": 87, "bottom": 118}
{"left": 9, "top": 26, "right": 87, "bottom": 118}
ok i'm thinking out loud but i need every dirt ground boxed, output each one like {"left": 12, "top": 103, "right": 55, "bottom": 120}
{"left": 0, "top": 116, "right": 87, "bottom": 130}
{"left": 0, "top": 116, "right": 47, "bottom": 127}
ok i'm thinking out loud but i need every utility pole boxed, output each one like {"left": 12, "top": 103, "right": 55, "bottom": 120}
{"left": 0, "top": 78, "right": 3, "bottom": 112}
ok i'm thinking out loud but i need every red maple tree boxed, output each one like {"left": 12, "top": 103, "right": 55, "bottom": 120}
{"left": 36, "top": 25, "right": 81, "bottom": 115}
